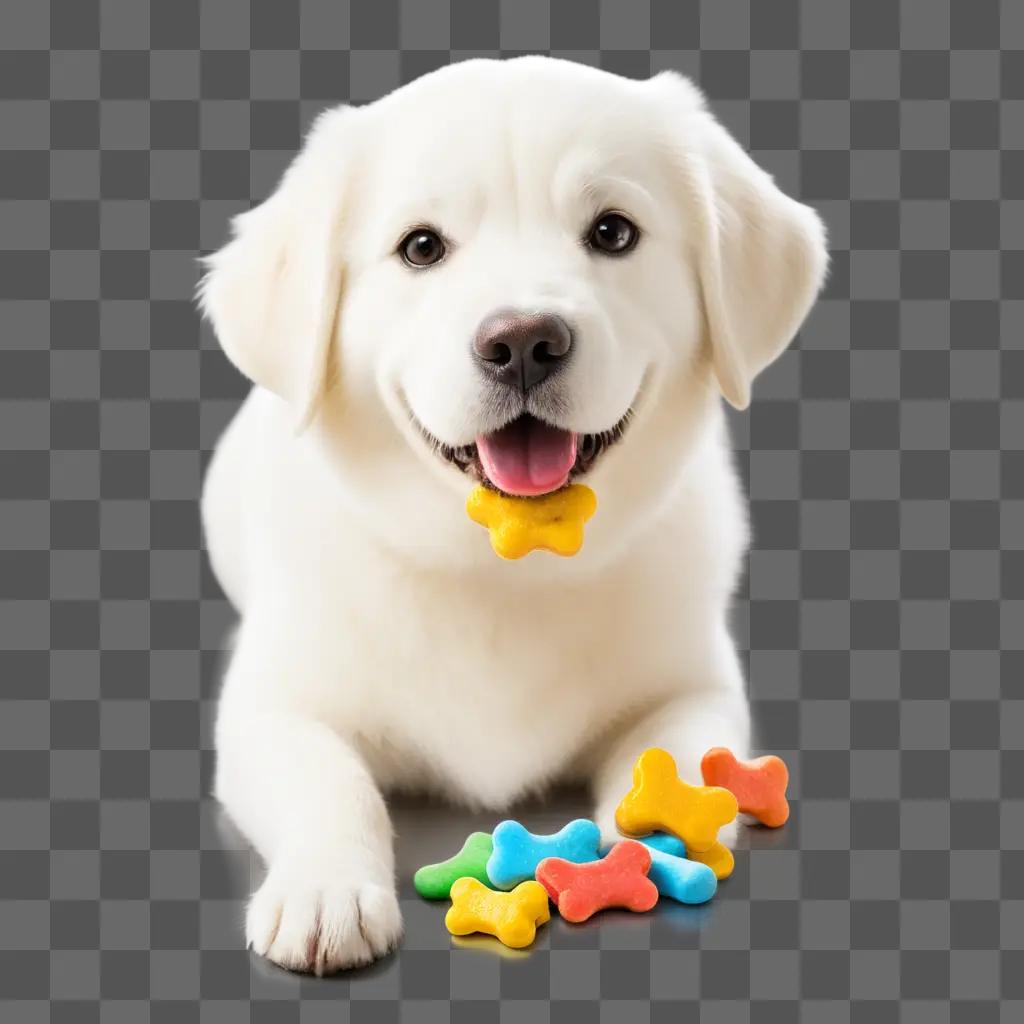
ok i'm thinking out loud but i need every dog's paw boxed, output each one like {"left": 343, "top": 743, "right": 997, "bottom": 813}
{"left": 716, "top": 817, "right": 739, "bottom": 849}
{"left": 589, "top": 798, "right": 618, "bottom": 847}
{"left": 247, "top": 863, "right": 402, "bottom": 975}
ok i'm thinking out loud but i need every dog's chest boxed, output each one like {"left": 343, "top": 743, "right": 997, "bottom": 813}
{"left": 319, "top": 564, "right": 700, "bottom": 805}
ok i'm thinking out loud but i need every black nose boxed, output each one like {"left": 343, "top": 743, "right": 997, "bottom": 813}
{"left": 472, "top": 310, "right": 573, "bottom": 391}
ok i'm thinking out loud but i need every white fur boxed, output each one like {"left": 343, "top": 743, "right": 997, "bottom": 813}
{"left": 199, "top": 57, "right": 827, "bottom": 974}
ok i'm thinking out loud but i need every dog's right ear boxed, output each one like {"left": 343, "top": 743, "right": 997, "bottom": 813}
{"left": 650, "top": 72, "right": 828, "bottom": 411}
{"left": 199, "top": 105, "right": 357, "bottom": 432}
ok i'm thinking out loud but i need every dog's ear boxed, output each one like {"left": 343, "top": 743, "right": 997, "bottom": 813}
{"left": 199, "top": 106, "right": 356, "bottom": 432}
{"left": 653, "top": 72, "right": 829, "bottom": 410}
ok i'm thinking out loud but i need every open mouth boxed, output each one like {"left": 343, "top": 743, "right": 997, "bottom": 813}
{"left": 421, "top": 411, "right": 633, "bottom": 497}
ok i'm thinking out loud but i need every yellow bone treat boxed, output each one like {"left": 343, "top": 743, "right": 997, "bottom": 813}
{"left": 465, "top": 484, "right": 597, "bottom": 560}
{"left": 445, "top": 877, "right": 551, "bottom": 949}
{"left": 614, "top": 747, "right": 739, "bottom": 854}
{"left": 688, "top": 840, "right": 735, "bottom": 880}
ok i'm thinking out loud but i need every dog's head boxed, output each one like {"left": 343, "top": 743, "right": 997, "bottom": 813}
{"left": 201, "top": 57, "right": 827, "bottom": 565}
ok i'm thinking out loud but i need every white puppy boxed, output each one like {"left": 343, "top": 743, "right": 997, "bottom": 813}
{"left": 199, "top": 56, "right": 827, "bottom": 974}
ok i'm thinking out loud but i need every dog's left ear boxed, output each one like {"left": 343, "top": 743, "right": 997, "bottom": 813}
{"left": 199, "top": 105, "right": 357, "bottom": 432}
{"left": 653, "top": 72, "right": 829, "bottom": 410}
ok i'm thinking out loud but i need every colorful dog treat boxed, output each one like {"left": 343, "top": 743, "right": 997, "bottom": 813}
{"left": 414, "top": 831, "right": 495, "bottom": 900}
{"left": 601, "top": 832, "right": 687, "bottom": 860}
{"left": 638, "top": 832, "right": 687, "bottom": 858}
{"left": 486, "top": 818, "right": 602, "bottom": 890}
{"left": 445, "top": 877, "right": 551, "bottom": 949}
{"left": 614, "top": 747, "right": 738, "bottom": 853}
{"left": 465, "top": 484, "right": 597, "bottom": 560}
{"left": 536, "top": 840, "right": 659, "bottom": 923}
{"left": 701, "top": 747, "right": 790, "bottom": 828}
{"left": 644, "top": 841, "right": 718, "bottom": 904}
{"left": 602, "top": 832, "right": 715, "bottom": 905}
{"left": 686, "top": 840, "right": 734, "bottom": 881}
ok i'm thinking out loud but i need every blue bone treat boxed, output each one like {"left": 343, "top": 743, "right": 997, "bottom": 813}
{"left": 601, "top": 832, "right": 687, "bottom": 859}
{"left": 486, "top": 819, "right": 602, "bottom": 890}
{"left": 644, "top": 843, "right": 716, "bottom": 905}
{"left": 638, "top": 832, "right": 687, "bottom": 858}
{"left": 601, "top": 832, "right": 715, "bottom": 905}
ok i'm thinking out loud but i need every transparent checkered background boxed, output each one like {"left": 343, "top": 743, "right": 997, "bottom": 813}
{"left": 1, "top": 0, "right": 1022, "bottom": 1020}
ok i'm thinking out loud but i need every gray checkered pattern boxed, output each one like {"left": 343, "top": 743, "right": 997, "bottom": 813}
{"left": 1, "top": 0, "right": 1020, "bottom": 1019}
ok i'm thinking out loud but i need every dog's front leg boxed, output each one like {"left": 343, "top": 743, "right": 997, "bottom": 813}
{"left": 591, "top": 685, "right": 751, "bottom": 849}
{"left": 214, "top": 618, "right": 401, "bottom": 974}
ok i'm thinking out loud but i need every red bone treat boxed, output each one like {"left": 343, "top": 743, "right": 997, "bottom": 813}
{"left": 701, "top": 747, "right": 790, "bottom": 828}
{"left": 536, "top": 840, "right": 659, "bottom": 923}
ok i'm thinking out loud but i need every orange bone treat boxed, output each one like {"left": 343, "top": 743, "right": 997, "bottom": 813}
{"left": 614, "top": 747, "right": 738, "bottom": 853}
{"left": 700, "top": 747, "right": 790, "bottom": 828}
{"left": 536, "top": 840, "right": 658, "bottom": 923}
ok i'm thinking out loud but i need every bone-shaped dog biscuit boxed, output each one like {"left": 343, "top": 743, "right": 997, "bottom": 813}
{"left": 603, "top": 833, "right": 717, "bottom": 902}
{"left": 642, "top": 840, "right": 718, "bottom": 904}
{"left": 687, "top": 839, "right": 734, "bottom": 881}
{"left": 444, "top": 877, "right": 551, "bottom": 949}
{"left": 414, "top": 831, "right": 494, "bottom": 900}
{"left": 701, "top": 747, "right": 790, "bottom": 828}
{"left": 466, "top": 484, "right": 597, "bottom": 560}
{"left": 646, "top": 846, "right": 718, "bottom": 903}
{"left": 486, "top": 818, "right": 602, "bottom": 890}
{"left": 600, "top": 832, "right": 686, "bottom": 860}
{"left": 638, "top": 832, "right": 687, "bottom": 858}
{"left": 614, "top": 747, "right": 738, "bottom": 853}
{"left": 537, "top": 840, "right": 658, "bottom": 923}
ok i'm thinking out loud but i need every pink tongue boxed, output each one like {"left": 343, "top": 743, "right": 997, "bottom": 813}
{"left": 476, "top": 417, "right": 578, "bottom": 497}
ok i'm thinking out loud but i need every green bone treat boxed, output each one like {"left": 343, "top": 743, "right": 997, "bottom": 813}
{"left": 414, "top": 832, "right": 495, "bottom": 900}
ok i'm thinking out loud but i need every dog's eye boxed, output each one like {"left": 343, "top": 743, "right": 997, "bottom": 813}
{"left": 586, "top": 212, "right": 639, "bottom": 256}
{"left": 399, "top": 228, "right": 446, "bottom": 268}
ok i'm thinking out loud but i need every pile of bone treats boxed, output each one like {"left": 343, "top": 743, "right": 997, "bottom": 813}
{"left": 413, "top": 746, "right": 790, "bottom": 948}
